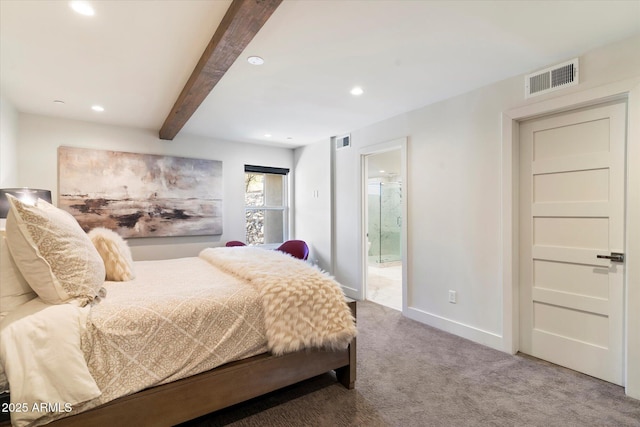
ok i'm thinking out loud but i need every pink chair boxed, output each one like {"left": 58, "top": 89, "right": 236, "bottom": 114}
{"left": 225, "top": 240, "right": 246, "bottom": 247}
{"left": 276, "top": 240, "right": 309, "bottom": 260}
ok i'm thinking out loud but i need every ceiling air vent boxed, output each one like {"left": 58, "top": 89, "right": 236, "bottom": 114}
{"left": 525, "top": 58, "right": 579, "bottom": 98}
{"left": 335, "top": 134, "right": 351, "bottom": 150}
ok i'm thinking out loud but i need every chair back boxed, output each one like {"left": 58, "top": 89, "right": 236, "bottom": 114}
{"left": 276, "top": 240, "right": 309, "bottom": 260}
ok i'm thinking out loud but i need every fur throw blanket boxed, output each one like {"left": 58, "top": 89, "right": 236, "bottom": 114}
{"left": 199, "top": 247, "right": 356, "bottom": 356}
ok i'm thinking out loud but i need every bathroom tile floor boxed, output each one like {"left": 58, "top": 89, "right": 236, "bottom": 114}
{"left": 366, "top": 263, "right": 402, "bottom": 311}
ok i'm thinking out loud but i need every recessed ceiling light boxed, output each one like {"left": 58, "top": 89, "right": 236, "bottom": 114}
{"left": 379, "top": 170, "right": 385, "bottom": 173}
{"left": 264, "top": 133, "right": 272, "bottom": 138}
{"left": 91, "top": 105, "right": 104, "bottom": 112}
{"left": 248, "top": 56, "right": 265, "bottom": 65}
{"left": 350, "top": 86, "right": 364, "bottom": 96}
{"left": 69, "top": 1, "right": 95, "bottom": 16}
{"left": 53, "top": 100, "right": 65, "bottom": 105}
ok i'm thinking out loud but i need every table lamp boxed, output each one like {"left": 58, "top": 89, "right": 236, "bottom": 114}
{"left": 0, "top": 188, "right": 53, "bottom": 229}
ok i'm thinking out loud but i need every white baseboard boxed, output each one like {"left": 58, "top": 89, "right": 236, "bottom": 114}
{"left": 341, "top": 284, "right": 360, "bottom": 300}
{"left": 404, "top": 306, "right": 504, "bottom": 351}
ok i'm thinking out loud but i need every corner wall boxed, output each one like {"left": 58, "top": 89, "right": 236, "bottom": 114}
{"left": 0, "top": 96, "right": 19, "bottom": 187}
{"left": 16, "top": 114, "right": 294, "bottom": 260}
{"left": 293, "top": 139, "right": 332, "bottom": 272}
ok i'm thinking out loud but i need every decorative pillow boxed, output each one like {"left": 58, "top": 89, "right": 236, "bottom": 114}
{"left": 88, "top": 227, "right": 135, "bottom": 281}
{"left": 4, "top": 195, "right": 105, "bottom": 305}
{"left": 0, "top": 232, "right": 36, "bottom": 319}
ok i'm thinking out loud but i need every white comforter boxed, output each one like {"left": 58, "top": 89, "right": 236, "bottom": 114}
{"left": 0, "top": 300, "right": 100, "bottom": 426}
{"left": 1, "top": 256, "right": 267, "bottom": 427}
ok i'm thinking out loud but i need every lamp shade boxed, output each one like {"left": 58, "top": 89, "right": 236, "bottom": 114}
{"left": 0, "top": 188, "right": 53, "bottom": 218}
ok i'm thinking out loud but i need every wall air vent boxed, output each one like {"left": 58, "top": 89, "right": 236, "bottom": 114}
{"left": 335, "top": 134, "right": 351, "bottom": 150}
{"left": 525, "top": 58, "right": 579, "bottom": 99}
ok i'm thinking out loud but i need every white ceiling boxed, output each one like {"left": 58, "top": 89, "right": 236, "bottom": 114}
{"left": 367, "top": 149, "right": 401, "bottom": 180}
{"left": 1, "top": 1, "right": 639, "bottom": 148}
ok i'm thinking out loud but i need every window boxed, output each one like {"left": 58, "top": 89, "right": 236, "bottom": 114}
{"left": 244, "top": 165, "right": 289, "bottom": 245}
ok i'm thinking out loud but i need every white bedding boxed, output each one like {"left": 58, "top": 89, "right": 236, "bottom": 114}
{"left": 1, "top": 256, "right": 267, "bottom": 427}
{"left": 1, "top": 249, "right": 356, "bottom": 427}
{"left": 0, "top": 299, "right": 100, "bottom": 427}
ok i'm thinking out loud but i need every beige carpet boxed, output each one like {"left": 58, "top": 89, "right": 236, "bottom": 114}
{"left": 180, "top": 301, "right": 640, "bottom": 426}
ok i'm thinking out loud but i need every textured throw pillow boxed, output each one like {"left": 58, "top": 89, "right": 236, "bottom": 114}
{"left": 4, "top": 195, "right": 105, "bottom": 305}
{"left": 0, "top": 232, "right": 37, "bottom": 319}
{"left": 88, "top": 227, "right": 135, "bottom": 281}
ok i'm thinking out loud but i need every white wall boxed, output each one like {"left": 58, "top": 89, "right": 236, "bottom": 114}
{"left": 0, "top": 96, "right": 19, "bottom": 188}
{"left": 16, "top": 114, "right": 294, "bottom": 260}
{"left": 625, "top": 80, "right": 640, "bottom": 398}
{"left": 332, "top": 34, "right": 640, "bottom": 387}
{"left": 293, "top": 139, "right": 332, "bottom": 271}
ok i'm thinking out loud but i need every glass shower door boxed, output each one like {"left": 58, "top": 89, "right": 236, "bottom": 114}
{"left": 367, "top": 181, "right": 402, "bottom": 264}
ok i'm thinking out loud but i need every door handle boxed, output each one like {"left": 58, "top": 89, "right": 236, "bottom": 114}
{"left": 597, "top": 252, "right": 625, "bottom": 263}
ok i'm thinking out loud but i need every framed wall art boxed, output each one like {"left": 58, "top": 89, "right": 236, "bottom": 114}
{"left": 58, "top": 146, "right": 223, "bottom": 238}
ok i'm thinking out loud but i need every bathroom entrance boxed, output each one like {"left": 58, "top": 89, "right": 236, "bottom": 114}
{"left": 364, "top": 147, "right": 403, "bottom": 311}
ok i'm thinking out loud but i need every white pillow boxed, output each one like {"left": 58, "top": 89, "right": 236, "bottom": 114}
{"left": 88, "top": 227, "right": 135, "bottom": 281}
{"left": 0, "top": 232, "right": 36, "bottom": 319}
{"left": 4, "top": 195, "right": 105, "bottom": 305}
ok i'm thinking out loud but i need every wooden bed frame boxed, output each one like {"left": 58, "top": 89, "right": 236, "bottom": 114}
{"left": 0, "top": 301, "right": 356, "bottom": 427}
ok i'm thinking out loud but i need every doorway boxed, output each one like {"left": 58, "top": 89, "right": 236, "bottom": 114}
{"left": 364, "top": 148, "right": 403, "bottom": 310}
{"left": 518, "top": 101, "right": 627, "bottom": 385}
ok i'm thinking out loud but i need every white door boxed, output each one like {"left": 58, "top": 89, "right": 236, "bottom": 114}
{"left": 519, "top": 101, "right": 626, "bottom": 385}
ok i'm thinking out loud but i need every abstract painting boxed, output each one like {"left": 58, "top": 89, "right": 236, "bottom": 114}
{"left": 58, "top": 146, "right": 223, "bottom": 238}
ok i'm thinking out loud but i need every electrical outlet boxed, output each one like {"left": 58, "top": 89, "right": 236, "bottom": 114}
{"left": 448, "top": 290, "right": 457, "bottom": 304}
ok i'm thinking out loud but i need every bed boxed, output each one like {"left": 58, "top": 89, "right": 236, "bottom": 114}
{"left": 0, "top": 195, "right": 357, "bottom": 427}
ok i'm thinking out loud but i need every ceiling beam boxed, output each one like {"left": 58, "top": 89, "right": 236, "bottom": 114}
{"left": 159, "top": 0, "right": 282, "bottom": 140}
